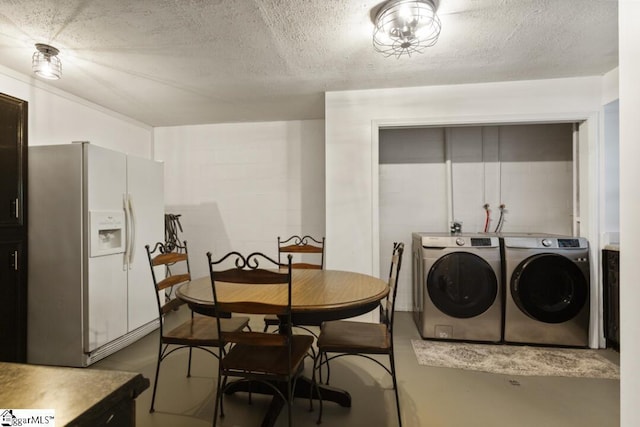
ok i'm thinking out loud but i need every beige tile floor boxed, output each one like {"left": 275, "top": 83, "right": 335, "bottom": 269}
{"left": 92, "top": 310, "right": 620, "bottom": 427}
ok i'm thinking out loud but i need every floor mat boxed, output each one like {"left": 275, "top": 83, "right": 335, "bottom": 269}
{"left": 411, "top": 340, "right": 619, "bottom": 379}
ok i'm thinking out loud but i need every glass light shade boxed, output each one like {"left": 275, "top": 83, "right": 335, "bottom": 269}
{"left": 32, "top": 44, "right": 62, "bottom": 80}
{"left": 373, "top": 0, "right": 442, "bottom": 58}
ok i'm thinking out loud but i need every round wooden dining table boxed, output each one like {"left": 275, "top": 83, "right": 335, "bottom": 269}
{"left": 176, "top": 269, "right": 389, "bottom": 325}
{"left": 176, "top": 269, "right": 389, "bottom": 427}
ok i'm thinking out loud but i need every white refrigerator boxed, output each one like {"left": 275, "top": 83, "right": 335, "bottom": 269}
{"left": 28, "top": 142, "right": 164, "bottom": 367}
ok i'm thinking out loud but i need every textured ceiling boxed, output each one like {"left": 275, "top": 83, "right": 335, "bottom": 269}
{"left": 0, "top": 0, "right": 618, "bottom": 127}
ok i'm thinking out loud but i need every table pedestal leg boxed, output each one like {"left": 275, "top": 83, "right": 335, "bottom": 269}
{"left": 223, "top": 376, "right": 351, "bottom": 427}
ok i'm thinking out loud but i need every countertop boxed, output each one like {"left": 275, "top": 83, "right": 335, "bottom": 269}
{"left": 0, "top": 362, "right": 149, "bottom": 426}
{"left": 604, "top": 244, "right": 620, "bottom": 251}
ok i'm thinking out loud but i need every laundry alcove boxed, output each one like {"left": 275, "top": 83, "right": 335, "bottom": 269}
{"left": 378, "top": 122, "right": 579, "bottom": 312}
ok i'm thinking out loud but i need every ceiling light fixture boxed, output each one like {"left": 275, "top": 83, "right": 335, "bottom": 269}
{"left": 373, "top": 0, "right": 441, "bottom": 58}
{"left": 32, "top": 43, "right": 62, "bottom": 80}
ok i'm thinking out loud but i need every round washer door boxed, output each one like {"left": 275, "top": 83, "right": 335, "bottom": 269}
{"left": 511, "top": 253, "right": 588, "bottom": 324}
{"left": 426, "top": 252, "right": 498, "bottom": 319}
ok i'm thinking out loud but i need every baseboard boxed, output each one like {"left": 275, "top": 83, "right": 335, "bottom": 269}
{"left": 86, "top": 319, "right": 159, "bottom": 365}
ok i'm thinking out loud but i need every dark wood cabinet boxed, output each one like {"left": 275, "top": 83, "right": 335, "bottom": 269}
{"left": 602, "top": 248, "right": 620, "bottom": 350}
{"left": 0, "top": 239, "right": 26, "bottom": 361}
{"left": 0, "top": 93, "right": 27, "bottom": 228}
{"left": 0, "top": 93, "right": 27, "bottom": 362}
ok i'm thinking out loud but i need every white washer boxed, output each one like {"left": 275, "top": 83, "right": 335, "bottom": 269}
{"left": 412, "top": 232, "right": 502, "bottom": 342}
{"left": 502, "top": 235, "right": 590, "bottom": 347}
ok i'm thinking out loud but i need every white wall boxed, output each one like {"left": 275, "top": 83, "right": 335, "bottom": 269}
{"left": 602, "top": 67, "right": 620, "bottom": 107}
{"left": 0, "top": 65, "right": 152, "bottom": 156}
{"left": 598, "top": 68, "right": 619, "bottom": 248}
{"left": 379, "top": 127, "right": 448, "bottom": 311}
{"left": 619, "top": 2, "right": 640, "bottom": 426}
{"left": 326, "top": 77, "right": 603, "bottom": 275}
{"left": 602, "top": 100, "right": 620, "bottom": 243}
{"left": 153, "top": 120, "right": 325, "bottom": 278}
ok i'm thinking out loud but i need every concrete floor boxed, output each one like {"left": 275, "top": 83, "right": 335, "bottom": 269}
{"left": 92, "top": 310, "right": 620, "bottom": 427}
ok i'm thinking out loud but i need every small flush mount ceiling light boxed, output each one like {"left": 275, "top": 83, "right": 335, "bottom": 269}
{"left": 373, "top": 0, "right": 442, "bottom": 58}
{"left": 32, "top": 43, "right": 62, "bottom": 80}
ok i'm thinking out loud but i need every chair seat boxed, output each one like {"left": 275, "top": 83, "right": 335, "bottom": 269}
{"left": 163, "top": 315, "right": 249, "bottom": 346}
{"left": 222, "top": 334, "right": 314, "bottom": 376}
{"left": 318, "top": 320, "right": 390, "bottom": 354}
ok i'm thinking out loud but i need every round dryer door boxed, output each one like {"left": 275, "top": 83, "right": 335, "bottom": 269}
{"left": 511, "top": 254, "right": 588, "bottom": 324}
{"left": 427, "top": 252, "right": 498, "bottom": 318}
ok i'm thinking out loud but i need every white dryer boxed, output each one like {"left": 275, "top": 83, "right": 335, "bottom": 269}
{"left": 502, "top": 235, "right": 590, "bottom": 347}
{"left": 412, "top": 233, "right": 502, "bottom": 342}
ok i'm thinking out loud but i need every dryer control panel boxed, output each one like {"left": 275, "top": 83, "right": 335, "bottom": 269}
{"left": 414, "top": 233, "right": 499, "bottom": 249}
{"left": 558, "top": 238, "right": 581, "bottom": 248}
{"left": 471, "top": 237, "right": 493, "bottom": 247}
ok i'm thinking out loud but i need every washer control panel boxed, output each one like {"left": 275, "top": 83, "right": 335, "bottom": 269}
{"left": 502, "top": 236, "right": 588, "bottom": 250}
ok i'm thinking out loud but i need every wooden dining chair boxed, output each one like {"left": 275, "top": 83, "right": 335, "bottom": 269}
{"left": 313, "top": 242, "right": 405, "bottom": 426}
{"left": 207, "top": 251, "right": 317, "bottom": 427}
{"left": 145, "top": 240, "right": 249, "bottom": 413}
{"left": 263, "top": 235, "right": 325, "bottom": 332}
{"left": 278, "top": 234, "right": 325, "bottom": 269}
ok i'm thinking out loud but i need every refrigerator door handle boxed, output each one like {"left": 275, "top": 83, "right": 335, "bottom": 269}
{"left": 128, "top": 193, "right": 136, "bottom": 268}
{"left": 123, "top": 193, "right": 131, "bottom": 270}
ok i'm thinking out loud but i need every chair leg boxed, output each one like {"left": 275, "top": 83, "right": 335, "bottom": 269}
{"left": 315, "top": 378, "right": 323, "bottom": 425}
{"left": 287, "top": 380, "right": 293, "bottom": 427}
{"left": 389, "top": 351, "right": 402, "bottom": 427}
{"left": 220, "top": 376, "right": 228, "bottom": 417}
{"left": 308, "top": 369, "right": 314, "bottom": 412}
{"left": 149, "top": 343, "right": 163, "bottom": 413}
{"left": 187, "top": 346, "right": 193, "bottom": 377}
{"left": 212, "top": 368, "right": 223, "bottom": 427}
{"left": 324, "top": 352, "right": 331, "bottom": 385}
{"left": 315, "top": 350, "right": 330, "bottom": 385}
{"left": 313, "top": 353, "right": 324, "bottom": 424}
